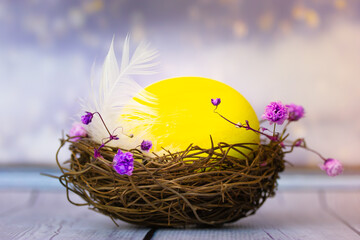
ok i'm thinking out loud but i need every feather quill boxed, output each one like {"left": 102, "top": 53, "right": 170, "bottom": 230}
{"left": 82, "top": 36, "right": 158, "bottom": 149}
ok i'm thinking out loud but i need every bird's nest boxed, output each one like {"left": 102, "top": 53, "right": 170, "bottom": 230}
{"left": 56, "top": 137, "right": 285, "bottom": 227}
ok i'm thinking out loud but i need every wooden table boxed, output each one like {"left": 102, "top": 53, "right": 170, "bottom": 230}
{"left": 0, "top": 168, "right": 359, "bottom": 240}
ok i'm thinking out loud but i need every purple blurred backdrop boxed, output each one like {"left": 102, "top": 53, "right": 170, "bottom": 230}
{"left": 0, "top": 0, "right": 359, "bottom": 167}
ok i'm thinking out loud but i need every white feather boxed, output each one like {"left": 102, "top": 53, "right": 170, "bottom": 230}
{"left": 81, "top": 35, "right": 159, "bottom": 149}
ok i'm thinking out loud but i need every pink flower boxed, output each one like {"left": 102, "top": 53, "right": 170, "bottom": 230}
{"left": 320, "top": 158, "right": 343, "bottom": 177}
{"left": 286, "top": 104, "right": 305, "bottom": 121}
{"left": 294, "top": 138, "right": 304, "bottom": 147}
{"left": 262, "top": 101, "right": 288, "bottom": 125}
{"left": 69, "top": 123, "right": 87, "bottom": 141}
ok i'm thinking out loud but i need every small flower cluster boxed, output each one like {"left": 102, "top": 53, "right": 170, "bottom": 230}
{"left": 140, "top": 140, "right": 153, "bottom": 152}
{"left": 211, "top": 98, "right": 343, "bottom": 177}
{"left": 69, "top": 123, "right": 87, "bottom": 141}
{"left": 320, "top": 158, "right": 343, "bottom": 177}
{"left": 260, "top": 101, "right": 305, "bottom": 125}
{"left": 286, "top": 103, "right": 305, "bottom": 121}
{"left": 81, "top": 112, "right": 94, "bottom": 125}
{"left": 211, "top": 98, "right": 221, "bottom": 107}
{"left": 68, "top": 111, "right": 153, "bottom": 176}
{"left": 113, "top": 150, "right": 134, "bottom": 175}
{"left": 261, "top": 101, "right": 289, "bottom": 125}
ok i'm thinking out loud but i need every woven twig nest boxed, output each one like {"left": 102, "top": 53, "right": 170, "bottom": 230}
{"left": 56, "top": 137, "right": 285, "bottom": 227}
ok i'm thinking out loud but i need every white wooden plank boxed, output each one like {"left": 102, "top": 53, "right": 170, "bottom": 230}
{"left": 152, "top": 227, "right": 271, "bottom": 240}
{"left": 0, "top": 190, "right": 150, "bottom": 240}
{"left": 0, "top": 190, "right": 33, "bottom": 215}
{"left": 153, "top": 191, "right": 359, "bottom": 240}
{"left": 324, "top": 190, "right": 360, "bottom": 234}
{"left": 234, "top": 191, "right": 359, "bottom": 240}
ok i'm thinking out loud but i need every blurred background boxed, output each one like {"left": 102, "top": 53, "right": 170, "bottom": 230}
{"left": 0, "top": 0, "right": 359, "bottom": 169}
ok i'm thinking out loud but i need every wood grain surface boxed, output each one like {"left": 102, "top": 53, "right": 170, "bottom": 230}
{"left": 0, "top": 169, "right": 359, "bottom": 240}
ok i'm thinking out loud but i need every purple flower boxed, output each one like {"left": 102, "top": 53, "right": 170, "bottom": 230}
{"left": 320, "top": 158, "right": 343, "bottom": 177}
{"left": 69, "top": 123, "right": 87, "bottom": 141}
{"left": 211, "top": 98, "right": 221, "bottom": 106}
{"left": 94, "top": 148, "right": 102, "bottom": 158}
{"left": 93, "top": 144, "right": 104, "bottom": 158}
{"left": 262, "top": 101, "right": 288, "bottom": 125}
{"left": 112, "top": 150, "right": 134, "bottom": 175}
{"left": 140, "top": 140, "right": 152, "bottom": 152}
{"left": 286, "top": 104, "right": 305, "bottom": 121}
{"left": 81, "top": 112, "right": 94, "bottom": 125}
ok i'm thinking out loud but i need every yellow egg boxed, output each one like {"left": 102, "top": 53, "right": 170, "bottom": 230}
{"left": 120, "top": 77, "right": 259, "bottom": 156}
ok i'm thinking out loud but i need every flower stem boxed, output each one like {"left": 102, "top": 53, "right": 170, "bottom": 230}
{"left": 214, "top": 111, "right": 238, "bottom": 126}
{"left": 272, "top": 123, "right": 277, "bottom": 138}
{"left": 112, "top": 126, "right": 134, "bottom": 138}
{"left": 93, "top": 112, "right": 112, "bottom": 136}
{"left": 278, "top": 121, "right": 292, "bottom": 141}
{"left": 299, "top": 145, "right": 327, "bottom": 161}
{"left": 282, "top": 139, "right": 327, "bottom": 162}
{"left": 214, "top": 110, "right": 277, "bottom": 141}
